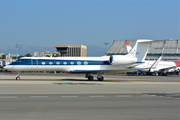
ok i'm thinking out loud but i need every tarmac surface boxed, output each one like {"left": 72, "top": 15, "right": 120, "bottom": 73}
{"left": 0, "top": 73, "right": 179, "bottom": 120}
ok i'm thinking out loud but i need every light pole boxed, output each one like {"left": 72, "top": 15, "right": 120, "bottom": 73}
{"left": 104, "top": 43, "right": 109, "bottom": 55}
{"left": 16, "top": 44, "right": 18, "bottom": 60}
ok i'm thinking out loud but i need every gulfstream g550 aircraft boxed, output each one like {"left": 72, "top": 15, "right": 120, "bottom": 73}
{"left": 4, "top": 39, "right": 172, "bottom": 80}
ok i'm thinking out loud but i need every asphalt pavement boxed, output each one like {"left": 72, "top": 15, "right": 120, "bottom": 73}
{"left": 0, "top": 73, "right": 179, "bottom": 120}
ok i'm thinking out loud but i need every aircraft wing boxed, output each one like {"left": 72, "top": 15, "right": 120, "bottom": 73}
{"left": 126, "top": 62, "right": 145, "bottom": 68}
{"left": 70, "top": 68, "right": 147, "bottom": 73}
{"left": 138, "top": 39, "right": 175, "bottom": 43}
{"left": 149, "top": 56, "right": 162, "bottom": 70}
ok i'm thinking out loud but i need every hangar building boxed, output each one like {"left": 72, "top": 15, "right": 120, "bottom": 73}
{"left": 106, "top": 40, "right": 180, "bottom": 61}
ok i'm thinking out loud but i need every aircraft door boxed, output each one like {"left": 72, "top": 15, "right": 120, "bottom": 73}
{"left": 31, "top": 59, "right": 38, "bottom": 70}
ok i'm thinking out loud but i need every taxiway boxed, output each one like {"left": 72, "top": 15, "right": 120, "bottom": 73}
{"left": 0, "top": 73, "right": 179, "bottom": 120}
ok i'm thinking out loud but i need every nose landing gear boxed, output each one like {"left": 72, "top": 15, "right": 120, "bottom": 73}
{"left": 16, "top": 72, "right": 21, "bottom": 80}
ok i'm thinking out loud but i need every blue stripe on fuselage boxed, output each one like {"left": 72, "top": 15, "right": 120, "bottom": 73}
{"left": 9, "top": 59, "right": 110, "bottom": 66}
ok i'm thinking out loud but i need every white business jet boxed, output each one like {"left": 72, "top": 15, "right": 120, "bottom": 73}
{"left": 125, "top": 42, "right": 180, "bottom": 76}
{"left": 4, "top": 39, "right": 172, "bottom": 80}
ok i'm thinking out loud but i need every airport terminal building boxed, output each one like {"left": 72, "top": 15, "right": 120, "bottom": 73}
{"left": 107, "top": 40, "right": 180, "bottom": 61}
{"left": 54, "top": 45, "right": 87, "bottom": 57}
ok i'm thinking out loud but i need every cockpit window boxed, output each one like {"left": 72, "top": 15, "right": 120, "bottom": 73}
{"left": 21, "top": 59, "right": 24, "bottom": 62}
{"left": 15, "top": 59, "right": 20, "bottom": 62}
{"left": 16, "top": 59, "right": 24, "bottom": 62}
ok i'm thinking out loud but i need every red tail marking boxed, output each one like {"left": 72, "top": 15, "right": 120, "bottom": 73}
{"left": 126, "top": 42, "right": 130, "bottom": 45}
{"left": 174, "top": 62, "right": 180, "bottom": 66}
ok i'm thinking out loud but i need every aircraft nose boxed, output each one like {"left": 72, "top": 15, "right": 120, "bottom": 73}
{"left": 3, "top": 65, "right": 12, "bottom": 70}
{"left": 3, "top": 66, "right": 8, "bottom": 70}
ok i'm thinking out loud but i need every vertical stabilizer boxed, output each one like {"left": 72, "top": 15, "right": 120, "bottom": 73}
{"left": 126, "top": 42, "right": 132, "bottom": 53}
{"left": 126, "top": 39, "right": 152, "bottom": 62}
{"left": 126, "top": 39, "right": 173, "bottom": 62}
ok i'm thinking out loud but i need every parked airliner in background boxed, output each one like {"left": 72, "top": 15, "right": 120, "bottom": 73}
{"left": 4, "top": 39, "right": 173, "bottom": 80}
{"left": 125, "top": 42, "right": 180, "bottom": 76}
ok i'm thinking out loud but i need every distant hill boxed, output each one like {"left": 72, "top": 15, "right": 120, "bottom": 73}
{"left": 0, "top": 45, "right": 55, "bottom": 56}
{"left": 0, "top": 45, "right": 106, "bottom": 57}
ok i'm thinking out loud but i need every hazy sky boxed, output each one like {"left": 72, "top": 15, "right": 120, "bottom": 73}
{"left": 0, "top": 0, "right": 179, "bottom": 48}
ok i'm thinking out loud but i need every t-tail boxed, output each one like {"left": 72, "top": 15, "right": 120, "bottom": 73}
{"left": 126, "top": 39, "right": 153, "bottom": 62}
{"left": 109, "top": 39, "right": 153, "bottom": 65}
{"left": 110, "top": 39, "right": 173, "bottom": 66}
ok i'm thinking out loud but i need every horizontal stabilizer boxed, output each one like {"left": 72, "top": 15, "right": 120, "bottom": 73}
{"left": 127, "top": 39, "right": 174, "bottom": 62}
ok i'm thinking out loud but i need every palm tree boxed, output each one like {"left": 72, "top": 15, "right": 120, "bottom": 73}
{"left": 45, "top": 55, "right": 50, "bottom": 57}
{"left": 1, "top": 55, "right": 6, "bottom": 59}
{"left": 25, "top": 53, "right": 32, "bottom": 57}
{"left": 56, "top": 54, "right": 60, "bottom": 57}
{"left": 18, "top": 55, "right": 25, "bottom": 59}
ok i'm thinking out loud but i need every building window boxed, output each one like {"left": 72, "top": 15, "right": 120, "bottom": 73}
{"left": 56, "top": 62, "right": 60, "bottom": 65}
{"left": 77, "top": 61, "right": 81, "bottom": 65}
{"left": 42, "top": 62, "right": 46, "bottom": 65}
{"left": 70, "top": 62, "right": 74, "bottom": 65}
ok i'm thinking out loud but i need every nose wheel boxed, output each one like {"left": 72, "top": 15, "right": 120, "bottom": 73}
{"left": 16, "top": 76, "right": 20, "bottom": 80}
{"left": 16, "top": 73, "right": 21, "bottom": 80}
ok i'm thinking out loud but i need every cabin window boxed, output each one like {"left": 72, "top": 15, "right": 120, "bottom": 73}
{"left": 49, "top": 62, "right": 53, "bottom": 65}
{"left": 56, "top": 62, "right": 60, "bottom": 65}
{"left": 63, "top": 62, "right": 67, "bottom": 65}
{"left": 70, "top": 62, "right": 74, "bottom": 65}
{"left": 84, "top": 61, "right": 88, "bottom": 65}
{"left": 77, "top": 61, "right": 81, "bottom": 65}
{"left": 42, "top": 62, "right": 46, "bottom": 65}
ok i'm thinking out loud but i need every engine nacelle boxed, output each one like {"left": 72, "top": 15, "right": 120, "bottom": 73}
{"left": 109, "top": 55, "right": 137, "bottom": 65}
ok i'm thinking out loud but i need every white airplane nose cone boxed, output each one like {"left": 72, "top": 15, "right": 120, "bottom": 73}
{"left": 3, "top": 66, "right": 7, "bottom": 70}
{"left": 4, "top": 65, "right": 12, "bottom": 70}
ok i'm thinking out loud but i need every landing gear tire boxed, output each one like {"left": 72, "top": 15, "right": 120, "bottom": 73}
{"left": 162, "top": 73, "right": 167, "bottom": 76}
{"left": 97, "top": 76, "right": 104, "bottom": 81}
{"left": 152, "top": 72, "right": 158, "bottom": 76}
{"left": 16, "top": 77, "right": 20, "bottom": 80}
{"left": 16, "top": 72, "right": 21, "bottom": 80}
{"left": 88, "top": 76, "right": 94, "bottom": 81}
{"left": 177, "top": 72, "right": 180, "bottom": 76}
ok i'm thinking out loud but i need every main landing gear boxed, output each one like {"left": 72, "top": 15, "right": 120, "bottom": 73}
{"left": 85, "top": 72, "right": 104, "bottom": 81}
{"left": 176, "top": 69, "right": 180, "bottom": 76}
{"left": 97, "top": 72, "right": 104, "bottom": 81}
{"left": 16, "top": 72, "right": 21, "bottom": 80}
